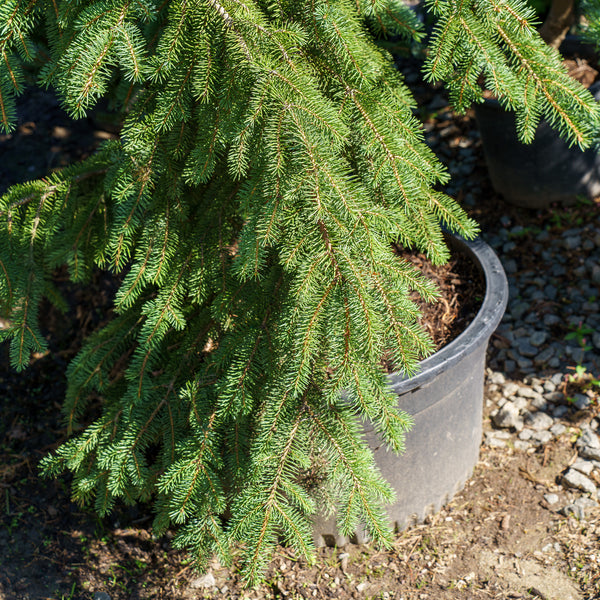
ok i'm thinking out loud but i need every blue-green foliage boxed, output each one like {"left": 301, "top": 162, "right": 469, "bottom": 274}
{"left": 0, "top": 0, "right": 598, "bottom": 584}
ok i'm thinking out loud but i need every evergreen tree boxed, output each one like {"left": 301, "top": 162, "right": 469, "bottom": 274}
{"left": 0, "top": 0, "right": 598, "bottom": 583}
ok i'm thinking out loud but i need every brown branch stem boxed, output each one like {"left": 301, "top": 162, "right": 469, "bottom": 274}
{"left": 539, "top": 0, "right": 575, "bottom": 49}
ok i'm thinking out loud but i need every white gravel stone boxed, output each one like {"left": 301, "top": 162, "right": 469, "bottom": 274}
{"left": 513, "top": 397, "right": 529, "bottom": 411}
{"left": 544, "top": 493, "right": 559, "bottom": 505}
{"left": 562, "top": 504, "right": 586, "bottom": 519}
{"left": 550, "top": 423, "right": 567, "bottom": 437}
{"left": 531, "top": 430, "right": 553, "bottom": 445}
{"left": 574, "top": 496, "right": 599, "bottom": 509}
{"left": 530, "top": 397, "right": 548, "bottom": 411}
{"left": 572, "top": 459, "right": 595, "bottom": 475}
{"left": 577, "top": 428, "right": 600, "bottom": 450}
{"left": 492, "top": 401, "right": 524, "bottom": 431}
{"left": 525, "top": 411, "right": 554, "bottom": 431}
{"left": 503, "top": 382, "right": 519, "bottom": 396}
{"left": 579, "top": 446, "right": 600, "bottom": 461}
{"left": 562, "top": 468, "right": 597, "bottom": 495}
{"left": 518, "top": 428, "right": 534, "bottom": 440}
{"left": 517, "top": 386, "right": 541, "bottom": 399}
{"left": 190, "top": 573, "right": 216, "bottom": 589}
{"left": 486, "top": 437, "right": 507, "bottom": 448}
{"left": 541, "top": 543, "right": 554, "bottom": 552}
{"left": 513, "top": 440, "right": 531, "bottom": 451}
{"left": 489, "top": 371, "right": 506, "bottom": 385}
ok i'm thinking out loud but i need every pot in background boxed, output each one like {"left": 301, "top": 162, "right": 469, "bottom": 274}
{"left": 474, "top": 89, "right": 600, "bottom": 209}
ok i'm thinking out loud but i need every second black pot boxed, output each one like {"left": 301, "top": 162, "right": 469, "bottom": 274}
{"left": 475, "top": 90, "right": 600, "bottom": 209}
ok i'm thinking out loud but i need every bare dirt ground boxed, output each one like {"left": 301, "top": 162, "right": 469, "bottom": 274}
{"left": 1, "top": 84, "right": 599, "bottom": 599}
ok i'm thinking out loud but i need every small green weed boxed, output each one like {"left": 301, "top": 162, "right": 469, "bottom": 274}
{"left": 565, "top": 323, "right": 594, "bottom": 352}
{"left": 61, "top": 582, "right": 77, "bottom": 600}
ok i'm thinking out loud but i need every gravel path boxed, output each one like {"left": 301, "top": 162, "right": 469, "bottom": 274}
{"left": 482, "top": 222, "right": 600, "bottom": 520}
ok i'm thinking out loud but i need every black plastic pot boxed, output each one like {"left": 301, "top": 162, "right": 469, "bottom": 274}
{"left": 314, "top": 234, "right": 508, "bottom": 546}
{"left": 474, "top": 95, "right": 600, "bottom": 208}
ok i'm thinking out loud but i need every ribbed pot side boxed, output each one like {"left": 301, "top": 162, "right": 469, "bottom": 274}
{"left": 314, "top": 234, "right": 508, "bottom": 547}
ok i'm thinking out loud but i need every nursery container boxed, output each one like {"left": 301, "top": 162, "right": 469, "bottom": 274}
{"left": 314, "top": 234, "right": 508, "bottom": 546}
{"left": 475, "top": 92, "right": 600, "bottom": 208}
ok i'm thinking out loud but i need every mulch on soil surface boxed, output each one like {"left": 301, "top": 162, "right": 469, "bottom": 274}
{"left": 1, "top": 79, "right": 600, "bottom": 599}
{"left": 400, "top": 244, "right": 484, "bottom": 354}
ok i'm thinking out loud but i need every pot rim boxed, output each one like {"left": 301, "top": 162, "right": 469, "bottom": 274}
{"left": 387, "top": 233, "right": 508, "bottom": 394}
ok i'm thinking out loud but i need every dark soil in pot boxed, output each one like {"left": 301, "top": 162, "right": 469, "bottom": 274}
{"left": 388, "top": 240, "right": 485, "bottom": 363}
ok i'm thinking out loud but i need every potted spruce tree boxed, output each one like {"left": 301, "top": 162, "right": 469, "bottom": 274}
{"left": 475, "top": 0, "right": 600, "bottom": 207}
{"left": 0, "top": 0, "right": 598, "bottom": 584}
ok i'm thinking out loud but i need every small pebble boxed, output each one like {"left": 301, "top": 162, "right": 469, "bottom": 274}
{"left": 531, "top": 430, "right": 553, "bottom": 445}
{"left": 190, "top": 573, "right": 216, "bottom": 589}
{"left": 485, "top": 437, "right": 507, "bottom": 448}
{"left": 518, "top": 428, "right": 533, "bottom": 440}
{"left": 562, "top": 468, "right": 597, "bottom": 495}
{"left": 513, "top": 397, "right": 529, "bottom": 411}
{"left": 525, "top": 411, "right": 554, "bottom": 431}
{"left": 517, "top": 386, "right": 540, "bottom": 399}
{"left": 492, "top": 402, "right": 524, "bottom": 431}
{"left": 513, "top": 440, "right": 531, "bottom": 451}
{"left": 550, "top": 423, "right": 567, "bottom": 437}
{"left": 573, "top": 393, "right": 591, "bottom": 410}
{"left": 544, "top": 493, "right": 559, "bottom": 505}
{"left": 489, "top": 371, "right": 506, "bottom": 385}
{"left": 529, "top": 331, "right": 548, "bottom": 347}
{"left": 541, "top": 543, "right": 555, "bottom": 552}
{"left": 561, "top": 503, "right": 586, "bottom": 519}
{"left": 579, "top": 446, "right": 600, "bottom": 461}
{"left": 574, "top": 496, "right": 599, "bottom": 509}
{"left": 577, "top": 428, "right": 600, "bottom": 450}
{"left": 572, "top": 459, "right": 595, "bottom": 475}
{"left": 545, "top": 391, "right": 564, "bottom": 403}
{"left": 553, "top": 405, "right": 569, "bottom": 418}
{"left": 564, "top": 235, "right": 581, "bottom": 250}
